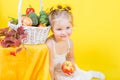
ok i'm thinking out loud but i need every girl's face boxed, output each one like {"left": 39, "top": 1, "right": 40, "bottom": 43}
{"left": 52, "top": 19, "right": 72, "bottom": 41}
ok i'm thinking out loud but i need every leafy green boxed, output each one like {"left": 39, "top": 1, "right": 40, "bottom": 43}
{"left": 39, "top": 11, "right": 49, "bottom": 26}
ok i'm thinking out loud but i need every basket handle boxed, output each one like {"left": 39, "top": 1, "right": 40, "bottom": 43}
{"left": 17, "top": 0, "right": 43, "bottom": 26}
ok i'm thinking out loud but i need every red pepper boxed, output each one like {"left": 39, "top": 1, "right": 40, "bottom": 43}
{"left": 26, "top": 5, "right": 35, "bottom": 15}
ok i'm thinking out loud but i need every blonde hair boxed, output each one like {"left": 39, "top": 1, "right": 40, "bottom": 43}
{"left": 48, "top": 5, "right": 73, "bottom": 27}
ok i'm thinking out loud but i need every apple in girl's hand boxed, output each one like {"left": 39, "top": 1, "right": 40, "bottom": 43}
{"left": 61, "top": 61, "right": 75, "bottom": 76}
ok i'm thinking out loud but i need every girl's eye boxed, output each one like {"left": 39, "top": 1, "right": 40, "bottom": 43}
{"left": 66, "top": 27, "right": 70, "bottom": 29}
{"left": 57, "top": 28, "right": 62, "bottom": 30}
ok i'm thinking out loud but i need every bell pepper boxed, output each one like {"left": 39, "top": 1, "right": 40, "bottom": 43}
{"left": 26, "top": 5, "right": 35, "bottom": 15}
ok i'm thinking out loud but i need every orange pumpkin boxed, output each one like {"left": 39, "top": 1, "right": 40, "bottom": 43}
{"left": 61, "top": 61, "right": 75, "bottom": 76}
{"left": 38, "top": 23, "right": 46, "bottom": 27}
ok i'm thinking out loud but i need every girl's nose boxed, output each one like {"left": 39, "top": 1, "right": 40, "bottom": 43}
{"left": 61, "top": 30, "right": 66, "bottom": 34}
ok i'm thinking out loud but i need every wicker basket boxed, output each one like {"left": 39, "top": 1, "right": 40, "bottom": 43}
{"left": 8, "top": 0, "right": 51, "bottom": 44}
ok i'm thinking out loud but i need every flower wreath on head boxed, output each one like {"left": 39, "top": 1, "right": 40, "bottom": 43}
{"left": 46, "top": 4, "right": 72, "bottom": 14}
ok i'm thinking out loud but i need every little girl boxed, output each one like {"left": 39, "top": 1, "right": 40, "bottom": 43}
{"left": 46, "top": 5, "right": 105, "bottom": 80}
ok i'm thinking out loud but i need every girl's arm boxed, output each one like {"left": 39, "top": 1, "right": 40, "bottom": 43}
{"left": 66, "top": 39, "right": 75, "bottom": 64}
{"left": 46, "top": 39, "right": 55, "bottom": 80}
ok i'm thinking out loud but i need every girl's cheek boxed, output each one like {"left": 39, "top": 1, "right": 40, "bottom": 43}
{"left": 54, "top": 31, "right": 61, "bottom": 36}
{"left": 68, "top": 30, "right": 72, "bottom": 36}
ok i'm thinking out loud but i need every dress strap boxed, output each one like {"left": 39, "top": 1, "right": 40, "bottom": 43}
{"left": 67, "top": 39, "right": 70, "bottom": 49}
{"left": 52, "top": 39, "right": 56, "bottom": 54}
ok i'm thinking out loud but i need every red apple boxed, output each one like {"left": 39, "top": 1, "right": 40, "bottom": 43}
{"left": 61, "top": 61, "right": 75, "bottom": 76}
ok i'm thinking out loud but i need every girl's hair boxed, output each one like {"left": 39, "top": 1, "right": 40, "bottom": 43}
{"left": 48, "top": 5, "right": 73, "bottom": 27}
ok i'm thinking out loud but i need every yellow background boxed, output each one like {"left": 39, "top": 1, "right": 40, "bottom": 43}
{"left": 0, "top": 0, "right": 120, "bottom": 80}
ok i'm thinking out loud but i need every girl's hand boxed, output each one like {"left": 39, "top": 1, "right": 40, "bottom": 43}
{"left": 54, "top": 63, "right": 62, "bottom": 71}
{"left": 66, "top": 53, "right": 72, "bottom": 61}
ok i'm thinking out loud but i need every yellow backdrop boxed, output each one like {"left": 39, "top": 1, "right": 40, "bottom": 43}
{"left": 0, "top": 0, "right": 120, "bottom": 80}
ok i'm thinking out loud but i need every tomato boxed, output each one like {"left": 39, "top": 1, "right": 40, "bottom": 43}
{"left": 26, "top": 7, "right": 35, "bottom": 15}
